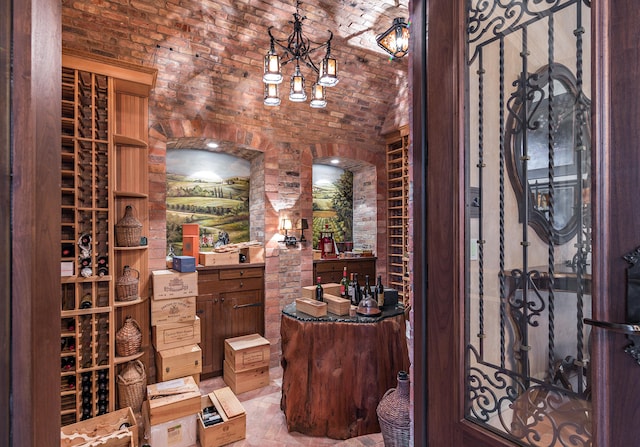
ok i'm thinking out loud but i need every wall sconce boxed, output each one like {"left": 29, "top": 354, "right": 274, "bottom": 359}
{"left": 299, "top": 218, "right": 309, "bottom": 243}
{"left": 280, "top": 218, "right": 298, "bottom": 247}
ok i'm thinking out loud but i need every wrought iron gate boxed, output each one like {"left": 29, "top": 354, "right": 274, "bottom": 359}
{"left": 464, "top": 1, "right": 592, "bottom": 445}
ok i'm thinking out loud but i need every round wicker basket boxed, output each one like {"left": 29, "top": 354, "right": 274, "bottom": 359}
{"left": 115, "top": 205, "right": 142, "bottom": 247}
{"left": 116, "top": 265, "right": 140, "bottom": 302}
{"left": 117, "top": 360, "right": 146, "bottom": 413}
{"left": 115, "top": 317, "right": 142, "bottom": 357}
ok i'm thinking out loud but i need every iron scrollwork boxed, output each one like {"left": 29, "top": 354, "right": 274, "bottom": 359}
{"left": 505, "top": 63, "right": 591, "bottom": 245}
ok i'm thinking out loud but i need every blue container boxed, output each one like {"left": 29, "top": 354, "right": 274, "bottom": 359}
{"left": 172, "top": 255, "right": 196, "bottom": 272}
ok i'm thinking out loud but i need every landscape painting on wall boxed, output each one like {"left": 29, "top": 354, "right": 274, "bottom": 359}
{"left": 166, "top": 149, "right": 250, "bottom": 253}
{"left": 312, "top": 164, "right": 353, "bottom": 249}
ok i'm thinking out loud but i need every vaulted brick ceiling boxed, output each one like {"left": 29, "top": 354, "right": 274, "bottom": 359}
{"left": 62, "top": 0, "right": 410, "bottom": 149}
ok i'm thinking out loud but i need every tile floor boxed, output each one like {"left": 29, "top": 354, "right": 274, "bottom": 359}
{"left": 198, "top": 366, "right": 384, "bottom": 447}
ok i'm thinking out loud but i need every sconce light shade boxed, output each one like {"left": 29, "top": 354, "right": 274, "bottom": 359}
{"left": 281, "top": 219, "right": 293, "bottom": 231}
{"left": 280, "top": 218, "right": 298, "bottom": 247}
{"left": 376, "top": 17, "right": 410, "bottom": 59}
{"left": 300, "top": 219, "right": 309, "bottom": 230}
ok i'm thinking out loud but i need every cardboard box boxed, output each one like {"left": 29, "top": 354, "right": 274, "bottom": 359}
{"left": 182, "top": 235, "right": 199, "bottom": 260}
{"left": 61, "top": 261, "right": 74, "bottom": 277}
{"left": 223, "top": 360, "right": 269, "bottom": 394}
{"left": 156, "top": 344, "right": 202, "bottom": 382}
{"left": 143, "top": 406, "right": 197, "bottom": 447}
{"left": 61, "top": 407, "right": 138, "bottom": 447}
{"left": 172, "top": 255, "right": 196, "bottom": 273}
{"left": 153, "top": 316, "right": 201, "bottom": 351}
{"left": 151, "top": 296, "right": 196, "bottom": 326}
{"left": 182, "top": 223, "right": 199, "bottom": 236}
{"left": 147, "top": 376, "right": 201, "bottom": 426}
{"left": 302, "top": 282, "right": 341, "bottom": 300}
{"left": 323, "top": 294, "right": 351, "bottom": 316}
{"left": 224, "top": 334, "right": 270, "bottom": 373}
{"left": 198, "top": 388, "right": 246, "bottom": 447}
{"left": 240, "top": 246, "right": 264, "bottom": 264}
{"left": 199, "top": 251, "right": 239, "bottom": 267}
{"left": 152, "top": 270, "right": 198, "bottom": 300}
{"left": 295, "top": 298, "right": 328, "bottom": 317}
{"left": 148, "top": 414, "right": 197, "bottom": 447}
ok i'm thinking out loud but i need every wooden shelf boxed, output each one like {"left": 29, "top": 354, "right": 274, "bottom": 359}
{"left": 114, "top": 296, "right": 147, "bottom": 308}
{"left": 114, "top": 351, "right": 144, "bottom": 365}
{"left": 113, "top": 133, "right": 147, "bottom": 148}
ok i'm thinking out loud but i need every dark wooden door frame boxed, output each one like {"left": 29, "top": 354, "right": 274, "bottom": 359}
{"left": 413, "top": 0, "right": 640, "bottom": 446}
{"left": 9, "top": 0, "right": 61, "bottom": 445}
{"left": 1, "top": 0, "right": 11, "bottom": 445}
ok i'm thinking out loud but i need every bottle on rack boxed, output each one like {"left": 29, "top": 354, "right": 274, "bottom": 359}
{"left": 376, "top": 275, "right": 385, "bottom": 308}
{"left": 340, "top": 267, "right": 349, "bottom": 298}
{"left": 315, "top": 276, "right": 324, "bottom": 302}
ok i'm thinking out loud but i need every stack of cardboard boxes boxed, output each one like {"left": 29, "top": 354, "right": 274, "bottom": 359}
{"left": 143, "top": 375, "right": 247, "bottom": 447}
{"left": 151, "top": 260, "right": 202, "bottom": 384}
{"left": 223, "top": 333, "right": 271, "bottom": 394}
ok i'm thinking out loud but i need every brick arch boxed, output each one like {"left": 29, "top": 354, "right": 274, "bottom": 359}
{"left": 150, "top": 119, "right": 276, "bottom": 153}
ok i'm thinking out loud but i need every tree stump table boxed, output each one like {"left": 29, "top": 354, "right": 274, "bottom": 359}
{"left": 280, "top": 303, "right": 410, "bottom": 440}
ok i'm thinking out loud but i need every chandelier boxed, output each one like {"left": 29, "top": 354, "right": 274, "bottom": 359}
{"left": 263, "top": 1, "right": 338, "bottom": 108}
{"left": 376, "top": 17, "right": 410, "bottom": 59}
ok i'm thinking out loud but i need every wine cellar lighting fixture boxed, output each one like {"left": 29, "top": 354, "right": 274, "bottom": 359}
{"left": 263, "top": 0, "right": 338, "bottom": 108}
{"left": 376, "top": 17, "right": 410, "bottom": 59}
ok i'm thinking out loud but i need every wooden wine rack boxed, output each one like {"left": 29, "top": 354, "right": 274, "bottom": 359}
{"left": 59, "top": 49, "right": 156, "bottom": 426}
{"left": 386, "top": 126, "right": 410, "bottom": 306}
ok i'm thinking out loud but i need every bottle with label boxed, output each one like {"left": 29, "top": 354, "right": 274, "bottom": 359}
{"left": 340, "top": 266, "right": 349, "bottom": 298}
{"left": 347, "top": 273, "right": 355, "bottom": 301}
{"left": 352, "top": 273, "right": 361, "bottom": 306}
{"left": 376, "top": 275, "right": 385, "bottom": 308}
{"left": 315, "top": 276, "right": 324, "bottom": 302}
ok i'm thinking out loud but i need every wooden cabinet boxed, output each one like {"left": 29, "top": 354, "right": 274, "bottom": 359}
{"left": 313, "top": 258, "right": 376, "bottom": 284}
{"left": 59, "top": 50, "right": 155, "bottom": 426}
{"left": 386, "top": 126, "right": 410, "bottom": 306}
{"left": 196, "top": 265, "right": 265, "bottom": 378}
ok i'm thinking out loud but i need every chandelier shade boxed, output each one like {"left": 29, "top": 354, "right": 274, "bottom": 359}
{"left": 264, "top": 83, "right": 281, "bottom": 106}
{"left": 262, "top": 1, "right": 338, "bottom": 107}
{"left": 310, "top": 83, "right": 327, "bottom": 108}
{"left": 376, "top": 17, "right": 410, "bottom": 59}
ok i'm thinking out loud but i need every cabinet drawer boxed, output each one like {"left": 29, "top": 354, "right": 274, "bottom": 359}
{"left": 219, "top": 268, "right": 263, "bottom": 280}
{"left": 315, "top": 262, "right": 343, "bottom": 274}
{"left": 198, "top": 276, "right": 263, "bottom": 294}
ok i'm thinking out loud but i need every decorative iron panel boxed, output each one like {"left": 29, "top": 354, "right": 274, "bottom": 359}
{"left": 464, "top": 0, "right": 592, "bottom": 445}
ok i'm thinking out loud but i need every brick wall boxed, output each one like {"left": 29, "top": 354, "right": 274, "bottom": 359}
{"left": 62, "top": 0, "right": 409, "bottom": 366}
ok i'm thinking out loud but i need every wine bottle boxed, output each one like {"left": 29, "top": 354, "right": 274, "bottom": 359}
{"left": 364, "top": 275, "right": 372, "bottom": 299}
{"left": 347, "top": 273, "right": 355, "bottom": 301}
{"left": 340, "top": 267, "right": 349, "bottom": 298}
{"left": 352, "top": 273, "right": 361, "bottom": 306}
{"left": 376, "top": 275, "right": 385, "bottom": 308}
{"left": 315, "top": 276, "right": 324, "bottom": 302}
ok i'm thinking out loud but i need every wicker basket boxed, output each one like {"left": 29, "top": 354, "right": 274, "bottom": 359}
{"left": 117, "top": 360, "right": 146, "bottom": 414}
{"left": 115, "top": 205, "right": 142, "bottom": 247}
{"left": 377, "top": 371, "right": 411, "bottom": 447}
{"left": 116, "top": 266, "right": 139, "bottom": 302}
{"left": 115, "top": 317, "right": 142, "bottom": 357}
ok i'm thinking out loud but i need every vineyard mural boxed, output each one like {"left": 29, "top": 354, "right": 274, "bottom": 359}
{"left": 166, "top": 149, "right": 250, "bottom": 253}
{"left": 312, "top": 164, "right": 353, "bottom": 250}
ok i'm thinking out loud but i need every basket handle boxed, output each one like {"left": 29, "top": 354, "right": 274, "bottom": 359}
{"left": 117, "top": 359, "right": 146, "bottom": 385}
{"left": 382, "top": 387, "right": 396, "bottom": 399}
{"left": 127, "top": 317, "right": 141, "bottom": 333}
